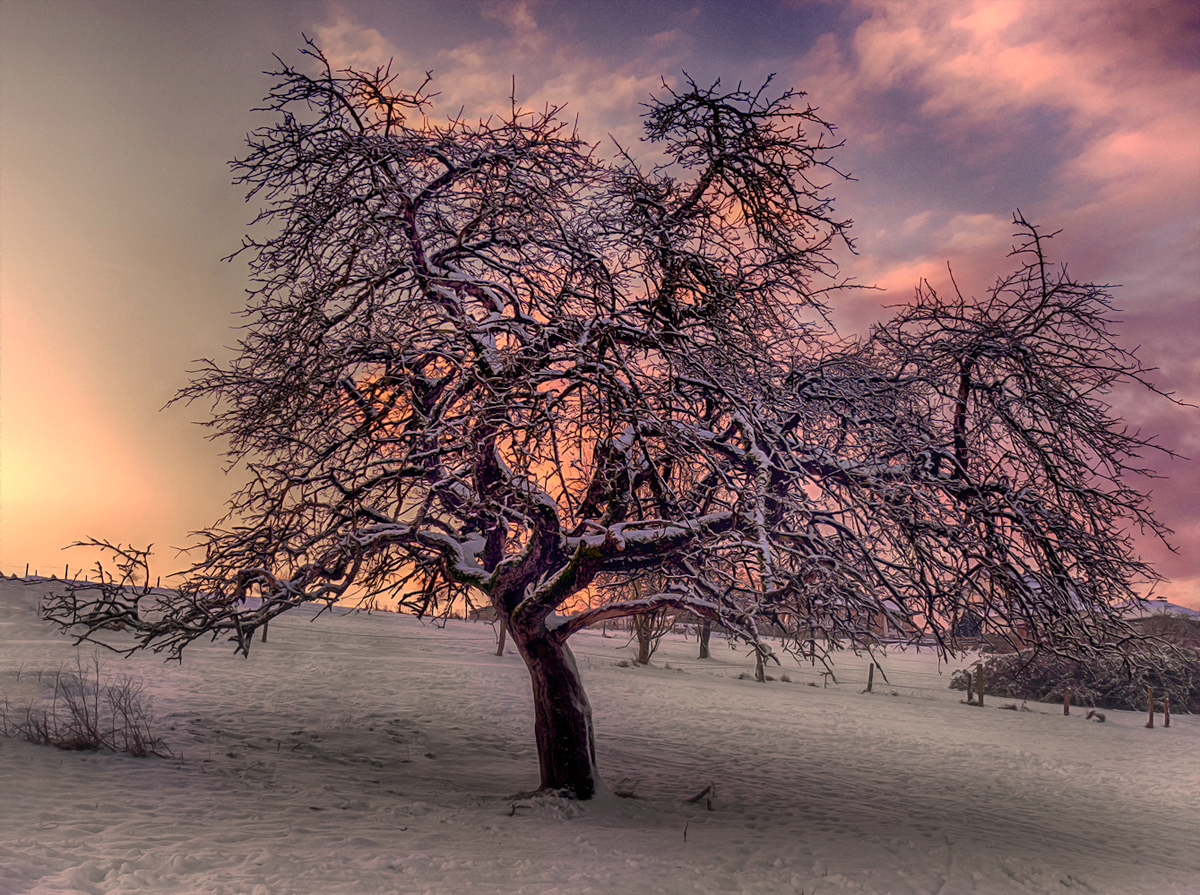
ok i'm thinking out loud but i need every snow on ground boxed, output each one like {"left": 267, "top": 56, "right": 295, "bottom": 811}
{"left": 1, "top": 578, "right": 1197, "bottom": 895}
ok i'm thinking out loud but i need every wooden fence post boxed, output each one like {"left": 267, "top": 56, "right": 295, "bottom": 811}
{"left": 1063, "top": 688, "right": 1071, "bottom": 716}
{"left": 976, "top": 665, "right": 984, "bottom": 707}
{"left": 1163, "top": 697, "right": 1170, "bottom": 728}
{"left": 867, "top": 663, "right": 875, "bottom": 693}
{"left": 1145, "top": 687, "right": 1154, "bottom": 728}
{"left": 966, "top": 669, "right": 973, "bottom": 703}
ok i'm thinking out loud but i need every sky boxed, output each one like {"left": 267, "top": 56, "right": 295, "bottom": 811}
{"left": 1, "top": 0, "right": 1197, "bottom": 605}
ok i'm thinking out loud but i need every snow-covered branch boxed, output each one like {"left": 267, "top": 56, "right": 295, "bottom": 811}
{"left": 552, "top": 593, "right": 722, "bottom": 639}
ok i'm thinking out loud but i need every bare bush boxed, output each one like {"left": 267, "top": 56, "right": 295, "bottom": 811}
{"left": 0, "top": 655, "right": 170, "bottom": 757}
{"left": 950, "top": 647, "right": 1200, "bottom": 714}
{"left": 1130, "top": 614, "right": 1200, "bottom": 648}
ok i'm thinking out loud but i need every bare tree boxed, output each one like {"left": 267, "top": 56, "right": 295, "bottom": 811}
{"left": 46, "top": 43, "right": 1179, "bottom": 800}
{"left": 613, "top": 572, "right": 675, "bottom": 665}
{"left": 867, "top": 216, "right": 1179, "bottom": 655}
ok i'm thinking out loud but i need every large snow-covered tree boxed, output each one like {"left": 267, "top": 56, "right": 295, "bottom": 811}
{"left": 48, "top": 44, "right": 1175, "bottom": 800}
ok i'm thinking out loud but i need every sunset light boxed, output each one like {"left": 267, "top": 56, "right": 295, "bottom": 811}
{"left": 4, "top": 0, "right": 1194, "bottom": 605}
{"left": 0, "top": 1, "right": 1192, "bottom": 566}
{"left": 2, "top": 4, "right": 1199, "bottom": 892}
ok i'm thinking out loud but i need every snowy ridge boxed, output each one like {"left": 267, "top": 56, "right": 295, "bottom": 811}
{"left": 1120, "top": 597, "right": 1200, "bottom": 619}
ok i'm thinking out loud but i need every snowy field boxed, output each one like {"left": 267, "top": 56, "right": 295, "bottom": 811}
{"left": 1, "top": 578, "right": 1197, "bottom": 895}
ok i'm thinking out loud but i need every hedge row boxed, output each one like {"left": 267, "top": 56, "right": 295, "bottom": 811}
{"left": 950, "top": 645, "right": 1200, "bottom": 714}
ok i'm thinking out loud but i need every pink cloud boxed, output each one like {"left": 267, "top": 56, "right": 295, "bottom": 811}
{"left": 314, "top": 3, "right": 668, "bottom": 153}
{"left": 789, "top": 1, "right": 1198, "bottom": 607}
{"left": 312, "top": 7, "right": 401, "bottom": 74}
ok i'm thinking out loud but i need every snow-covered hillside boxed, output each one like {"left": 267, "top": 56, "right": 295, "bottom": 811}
{"left": 1, "top": 578, "right": 1197, "bottom": 894}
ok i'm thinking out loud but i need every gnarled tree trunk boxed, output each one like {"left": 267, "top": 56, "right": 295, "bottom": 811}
{"left": 508, "top": 619, "right": 599, "bottom": 800}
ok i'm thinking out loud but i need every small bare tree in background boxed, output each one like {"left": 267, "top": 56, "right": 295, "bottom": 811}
{"left": 609, "top": 573, "right": 676, "bottom": 665}
{"left": 46, "top": 41, "right": 1181, "bottom": 800}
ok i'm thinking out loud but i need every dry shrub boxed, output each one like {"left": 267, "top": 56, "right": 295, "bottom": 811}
{"left": 1131, "top": 614, "right": 1200, "bottom": 648}
{"left": 0, "top": 655, "right": 170, "bottom": 756}
{"left": 951, "top": 645, "right": 1200, "bottom": 713}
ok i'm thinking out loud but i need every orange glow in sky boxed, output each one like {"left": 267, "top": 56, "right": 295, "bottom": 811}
{"left": 2, "top": 0, "right": 1196, "bottom": 605}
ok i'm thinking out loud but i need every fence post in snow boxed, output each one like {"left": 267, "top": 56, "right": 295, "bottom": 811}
{"left": 1063, "top": 689, "right": 1071, "bottom": 716}
{"left": 976, "top": 665, "right": 984, "bottom": 707}
{"left": 1163, "top": 698, "right": 1170, "bottom": 728}
{"left": 867, "top": 663, "right": 874, "bottom": 693}
{"left": 1145, "top": 687, "right": 1154, "bottom": 728}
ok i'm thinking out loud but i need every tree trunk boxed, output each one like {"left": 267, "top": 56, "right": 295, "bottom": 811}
{"left": 634, "top": 614, "right": 652, "bottom": 665}
{"left": 509, "top": 621, "right": 600, "bottom": 800}
{"left": 495, "top": 616, "right": 507, "bottom": 656}
{"left": 698, "top": 617, "right": 711, "bottom": 659}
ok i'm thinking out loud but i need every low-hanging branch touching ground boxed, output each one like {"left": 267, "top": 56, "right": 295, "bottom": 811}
{"left": 47, "top": 41, "right": 1182, "bottom": 800}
